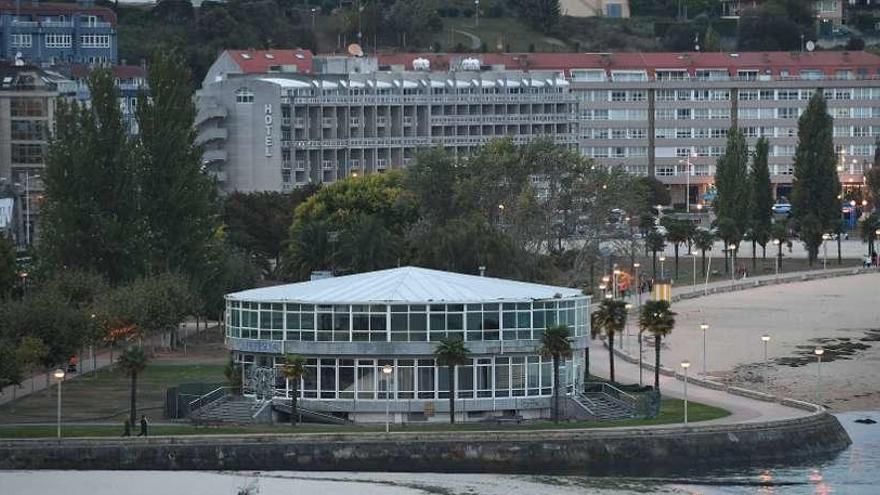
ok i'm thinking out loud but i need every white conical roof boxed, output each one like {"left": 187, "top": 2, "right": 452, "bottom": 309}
{"left": 227, "top": 266, "right": 583, "bottom": 304}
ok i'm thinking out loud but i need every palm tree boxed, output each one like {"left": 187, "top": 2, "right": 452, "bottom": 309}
{"left": 591, "top": 299, "right": 627, "bottom": 382}
{"left": 433, "top": 337, "right": 470, "bottom": 424}
{"left": 540, "top": 324, "right": 572, "bottom": 423}
{"left": 692, "top": 229, "right": 715, "bottom": 278}
{"left": 664, "top": 219, "right": 693, "bottom": 278}
{"left": 646, "top": 230, "right": 666, "bottom": 279}
{"left": 280, "top": 354, "right": 307, "bottom": 426}
{"left": 117, "top": 346, "right": 148, "bottom": 427}
{"left": 639, "top": 300, "right": 676, "bottom": 392}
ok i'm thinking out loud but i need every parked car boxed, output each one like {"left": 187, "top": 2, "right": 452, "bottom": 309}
{"left": 771, "top": 203, "right": 792, "bottom": 215}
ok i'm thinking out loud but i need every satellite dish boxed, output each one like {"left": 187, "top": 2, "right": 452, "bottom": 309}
{"left": 806, "top": 40, "right": 816, "bottom": 52}
{"left": 347, "top": 43, "right": 364, "bottom": 57}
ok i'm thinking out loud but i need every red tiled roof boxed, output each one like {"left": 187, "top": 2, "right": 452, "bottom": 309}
{"left": 226, "top": 49, "right": 314, "bottom": 75}
{"left": 0, "top": 1, "right": 117, "bottom": 26}
{"left": 374, "top": 51, "right": 880, "bottom": 77}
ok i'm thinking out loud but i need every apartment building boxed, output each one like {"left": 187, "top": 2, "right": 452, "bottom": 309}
{"left": 380, "top": 51, "right": 880, "bottom": 206}
{"left": 197, "top": 50, "right": 577, "bottom": 193}
{"left": 559, "top": 0, "right": 630, "bottom": 18}
{"left": 0, "top": 0, "right": 117, "bottom": 67}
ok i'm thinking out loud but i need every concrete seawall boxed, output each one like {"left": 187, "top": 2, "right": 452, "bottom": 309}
{"left": 0, "top": 411, "right": 850, "bottom": 474}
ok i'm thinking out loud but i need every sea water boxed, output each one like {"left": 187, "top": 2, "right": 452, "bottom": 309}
{"left": 2, "top": 411, "right": 878, "bottom": 494}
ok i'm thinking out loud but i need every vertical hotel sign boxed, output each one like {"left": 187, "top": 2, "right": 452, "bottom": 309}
{"left": 264, "top": 104, "right": 273, "bottom": 157}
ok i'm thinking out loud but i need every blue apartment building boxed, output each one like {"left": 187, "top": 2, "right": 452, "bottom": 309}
{"left": 0, "top": 0, "right": 117, "bottom": 67}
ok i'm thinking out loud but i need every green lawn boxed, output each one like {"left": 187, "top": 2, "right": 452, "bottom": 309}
{"left": 0, "top": 363, "right": 225, "bottom": 424}
{"left": 0, "top": 399, "right": 728, "bottom": 438}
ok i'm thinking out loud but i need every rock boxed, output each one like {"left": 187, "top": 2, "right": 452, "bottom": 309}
{"left": 855, "top": 418, "right": 877, "bottom": 424}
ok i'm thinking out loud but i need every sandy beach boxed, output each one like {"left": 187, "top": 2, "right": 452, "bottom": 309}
{"left": 626, "top": 272, "right": 880, "bottom": 411}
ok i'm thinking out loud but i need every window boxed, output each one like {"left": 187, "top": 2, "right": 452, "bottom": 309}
{"left": 10, "top": 34, "right": 31, "bottom": 48}
{"left": 235, "top": 88, "right": 254, "bottom": 104}
{"left": 777, "top": 108, "right": 799, "bottom": 119}
{"left": 656, "top": 70, "right": 688, "bottom": 81}
{"left": 610, "top": 70, "right": 648, "bottom": 82}
{"left": 569, "top": 69, "right": 606, "bottom": 82}
{"left": 83, "top": 15, "right": 99, "bottom": 27}
{"left": 695, "top": 69, "right": 729, "bottom": 81}
{"left": 80, "top": 34, "right": 110, "bottom": 48}
{"left": 739, "top": 90, "right": 759, "bottom": 101}
{"left": 11, "top": 143, "right": 44, "bottom": 164}
{"left": 11, "top": 120, "right": 46, "bottom": 141}
{"left": 45, "top": 34, "right": 72, "bottom": 48}
{"left": 10, "top": 99, "right": 44, "bottom": 117}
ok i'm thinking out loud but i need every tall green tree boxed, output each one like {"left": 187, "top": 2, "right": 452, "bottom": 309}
{"left": 136, "top": 49, "right": 217, "bottom": 277}
{"left": 40, "top": 68, "right": 145, "bottom": 284}
{"left": 280, "top": 354, "right": 307, "bottom": 426}
{"left": 117, "top": 346, "right": 148, "bottom": 427}
{"left": 540, "top": 324, "right": 572, "bottom": 423}
{"left": 791, "top": 91, "right": 840, "bottom": 264}
{"left": 0, "top": 236, "right": 17, "bottom": 299}
{"left": 510, "top": 0, "right": 560, "bottom": 33}
{"left": 865, "top": 141, "right": 880, "bottom": 211}
{"left": 714, "top": 128, "right": 751, "bottom": 250}
{"left": 750, "top": 138, "right": 774, "bottom": 265}
{"left": 591, "top": 299, "right": 627, "bottom": 382}
{"left": 433, "top": 337, "right": 470, "bottom": 425}
{"left": 639, "top": 300, "right": 676, "bottom": 391}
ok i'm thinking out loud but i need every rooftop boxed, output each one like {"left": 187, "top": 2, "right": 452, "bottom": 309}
{"left": 374, "top": 51, "right": 880, "bottom": 77}
{"left": 225, "top": 49, "right": 314, "bottom": 75}
{"left": 227, "top": 266, "right": 584, "bottom": 304}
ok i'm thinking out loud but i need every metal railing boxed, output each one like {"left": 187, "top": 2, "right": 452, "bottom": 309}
{"left": 584, "top": 381, "right": 639, "bottom": 411}
{"left": 188, "top": 386, "right": 231, "bottom": 413}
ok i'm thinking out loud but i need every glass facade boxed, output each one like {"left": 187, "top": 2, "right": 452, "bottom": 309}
{"left": 226, "top": 298, "right": 589, "bottom": 342}
{"left": 237, "top": 355, "right": 564, "bottom": 400}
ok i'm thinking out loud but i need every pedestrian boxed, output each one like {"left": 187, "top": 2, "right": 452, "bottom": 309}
{"left": 872, "top": 252, "right": 877, "bottom": 267}
{"left": 137, "top": 415, "right": 148, "bottom": 437}
{"left": 122, "top": 419, "right": 131, "bottom": 437}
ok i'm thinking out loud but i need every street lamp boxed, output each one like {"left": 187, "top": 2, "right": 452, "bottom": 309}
{"left": 659, "top": 256, "right": 667, "bottom": 279}
{"left": 623, "top": 303, "right": 632, "bottom": 350}
{"left": 613, "top": 267, "right": 622, "bottom": 299}
{"left": 633, "top": 262, "right": 641, "bottom": 309}
{"left": 821, "top": 233, "right": 831, "bottom": 270}
{"left": 700, "top": 323, "right": 709, "bottom": 374}
{"left": 678, "top": 148, "right": 697, "bottom": 213}
{"left": 53, "top": 368, "right": 65, "bottom": 438}
{"left": 691, "top": 252, "right": 698, "bottom": 292}
{"left": 728, "top": 243, "right": 737, "bottom": 286}
{"left": 680, "top": 360, "right": 691, "bottom": 424}
{"left": 814, "top": 348, "right": 824, "bottom": 404}
{"left": 772, "top": 239, "right": 781, "bottom": 279}
{"left": 761, "top": 335, "right": 771, "bottom": 392}
{"left": 474, "top": 0, "right": 480, "bottom": 27}
{"left": 382, "top": 364, "right": 393, "bottom": 433}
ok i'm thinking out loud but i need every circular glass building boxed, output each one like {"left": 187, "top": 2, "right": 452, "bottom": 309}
{"left": 225, "top": 266, "right": 590, "bottom": 423}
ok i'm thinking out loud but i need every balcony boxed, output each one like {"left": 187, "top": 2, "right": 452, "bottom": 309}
{"left": 42, "top": 21, "right": 74, "bottom": 28}
{"left": 195, "top": 127, "right": 227, "bottom": 146}
{"left": 293, "top": 118, "right": 305, "bottom": 128}
{"left": 321, "top": 117, "right": 336, "bottom": 127}
{"left": 321, "top": 160, "right": 334, "bottom": 170}
{"left": 350, "top": 118, "right": 361, "bottom": 127}
{"left": 196, "top": 105, "right": 226, "bottom": 125}
{"left": 403, "top": 116, "right": 415, "bottom": 126}
{"left": 376, "top": 117, "right": 388, "bottom": 127}
{"left": 202, "top": 149, "right": 227, "bottom": 164}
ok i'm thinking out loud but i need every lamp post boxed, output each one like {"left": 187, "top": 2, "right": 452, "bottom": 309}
{"left": 814, "top": 348, "right": 824, "bottom": 404}
{"left": 659, "top": 256, "right": 666, "bottom": 280}
{"left": 638, "top": 329, "right": 644, "bottom": 387}
{"left": 24, "top": 172, "right": 40, "bottom": 247}
{"left": 613, "top": 267, "right": 621, "bottom": 299}
{"left": 772, "top": 239, "right": 781, "bottom": 279}
{"left": 53, "top": 368, "right": 65, "bottom": 438}
{"left": 623, "top": 303, "right": 632, "bottom": 350}
{"left": 633, "top": 262, "right": 641, "bottom": 309}
{"left": 875, "top": 229, "right": 880, "bottom": 265}
{"left": 822, "top": 233, "right": 831, "bottom": 270}
{"left": 700, "top": 323, "right": 709, "bottom": 374}
{"left": 761, "top": 335, "right": 771, "bottom": 392}
{"left": 728, "top": 243, "right": 737, "bottom": 286}
{"left": 691, "top": 253, "right": 698, "bottom": 292}
{"left": 382, "top": 364, "right": 393, "bottom": 433}
{"left": 679, "top": 148, "right": 696, "bottom": 213}
{"left": 474, "top": 0, "right": 480, "bottom": 27}
{"left": 680, "top": 360, "right": 691, "bottom": 424}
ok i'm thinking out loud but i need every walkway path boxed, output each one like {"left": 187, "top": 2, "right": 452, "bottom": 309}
{"left": 0, "top": 320, "right": 217, "bottom": 407}
{"left": 453, "top": 29, "right": 482, "bottom": 50}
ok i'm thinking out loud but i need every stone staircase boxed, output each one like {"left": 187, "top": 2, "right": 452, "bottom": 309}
{"left": 190, "top": 397, "right": 271, "bottom": 424}
{"left": 570, "top": 391, "right": 636, "bottom": 421}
